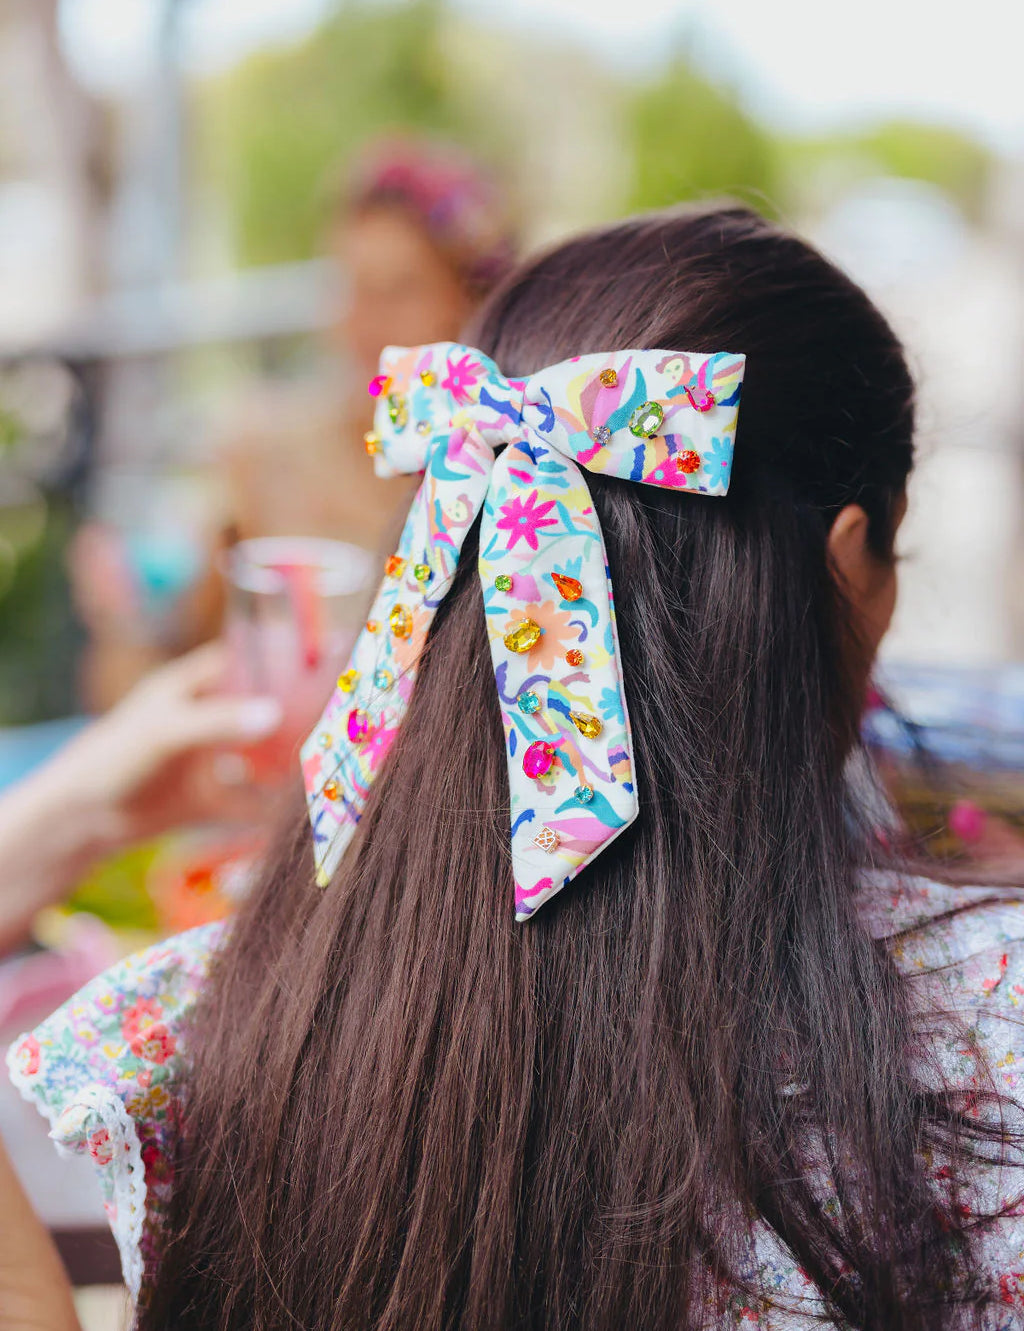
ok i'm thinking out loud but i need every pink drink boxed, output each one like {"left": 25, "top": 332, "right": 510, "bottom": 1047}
{"left": 223, "top": 537, "right": 376, "bottom": 780}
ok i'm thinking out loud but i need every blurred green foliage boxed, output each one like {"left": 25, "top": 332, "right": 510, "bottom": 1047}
{"left": 626, "top": 61, "right": 781, "bottom": 214}
{"left": 67, "top": 840, "right": 161, "bottom": 932}
{"left": 196, "top": 0, "right": 466, "bottom": 267}
{"left": 0, "top": 497, "right": 79, "bottom": 723}
{"left": 786, "top": 121, "right": 993, "bottom": 223}
{"left": 195, "top": 0, "right": 993, "bottom": 271}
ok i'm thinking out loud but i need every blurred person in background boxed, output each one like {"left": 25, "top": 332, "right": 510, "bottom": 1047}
{"left": 220, "top": 134, "right": 517, "bottom": 550}
{"left": 72, "top": 135, "right": 517, "bottom": 710}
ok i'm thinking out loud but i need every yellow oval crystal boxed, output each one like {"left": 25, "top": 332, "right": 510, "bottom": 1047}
{"left": 337, "top": 668, "right": 360, "bottom": 692}
{"left": 503, "top": 618, "right": 543, "bottom": 653}
{"left": 570, "top": 710, "right": 603, "bottom": 739}
{"left": 389, "top": 604, "right": 413, "bottom": 639}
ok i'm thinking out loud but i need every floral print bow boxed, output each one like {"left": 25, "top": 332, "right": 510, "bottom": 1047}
{"left": 301, "top": 342, "right": 745, "bottom": 920}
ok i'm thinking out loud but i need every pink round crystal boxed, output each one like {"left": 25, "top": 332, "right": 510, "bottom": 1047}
{"left": 347, "top": 708, "right": 373, "bottom": 743}
{"left": 523, "top": 740, "right": 556, "bottom": 778}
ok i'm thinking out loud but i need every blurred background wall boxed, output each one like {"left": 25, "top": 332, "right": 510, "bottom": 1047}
{"left": 0, "top": 0, "right": 1021, "bottom": 727}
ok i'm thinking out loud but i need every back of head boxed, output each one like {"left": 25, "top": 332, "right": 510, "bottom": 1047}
{"left": 146, "top": 209, "right": 995, "bottom": 1331}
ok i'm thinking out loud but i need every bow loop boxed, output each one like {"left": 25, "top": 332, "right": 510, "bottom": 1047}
{"left": 520, "top": 349, "right": 744, "bottom": 494}
{"left": 303, "top": 342, "right": 745, "bottom": 915}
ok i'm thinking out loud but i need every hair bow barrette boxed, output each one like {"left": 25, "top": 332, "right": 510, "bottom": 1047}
{"left": 301, "top": 342, "right": 745, "bottom": 919}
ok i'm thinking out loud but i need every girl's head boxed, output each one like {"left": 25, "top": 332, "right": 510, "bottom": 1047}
{"left": 469, "top": 204, "right": 913, "bottom": 706}
{"left": 334, "top": 137, "right": 517, "bottom": 382}
{"left": 148, "top": 208, "right": 998, "bottom": 1331}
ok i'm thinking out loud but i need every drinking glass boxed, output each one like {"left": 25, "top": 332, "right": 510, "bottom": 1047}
{"left": 222, "top": 536, "right": 376, "bottom": 780}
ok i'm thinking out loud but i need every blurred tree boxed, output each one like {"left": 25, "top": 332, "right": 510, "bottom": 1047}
{"left": 850, "top": 121, "right": 992, "bottom": 222}
{"left": 780, "top": 121, "right": 993, "bottom": 223}
{"left": 626, "top": 57, "right": 781, "bottom": 214}
{"left": 195, "top": 0, "right": 475, "bottom": 268}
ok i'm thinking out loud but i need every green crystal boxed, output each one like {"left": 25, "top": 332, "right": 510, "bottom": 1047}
{"left": 387, "top": 393, "right": 409, "bottom": 431}
{"left": 494, "top": 573, "right": 513, "bottom": 592}
{"left": 628, "top": 400, "right": 664, "bottom": 439}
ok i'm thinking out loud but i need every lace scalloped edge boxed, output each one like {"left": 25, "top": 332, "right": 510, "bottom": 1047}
{"left": 6, "top": 1037, "right": 145, "bottom": 1305}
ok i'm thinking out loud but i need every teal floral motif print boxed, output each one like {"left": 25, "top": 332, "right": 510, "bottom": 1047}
{"left": 702, "top": 435, "right": 734, "bottom": 492}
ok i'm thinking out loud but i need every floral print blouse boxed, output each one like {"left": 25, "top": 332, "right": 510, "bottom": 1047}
{"left": 9, "top": 879, "right": 1024, "bottom": 1325}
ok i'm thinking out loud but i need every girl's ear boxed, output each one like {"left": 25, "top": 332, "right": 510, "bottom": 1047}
{"left": 827, "top": 503, "right": 874, "bottom": 600}
{"left": 827, "top": 502, "right": 900, "bottom": 663}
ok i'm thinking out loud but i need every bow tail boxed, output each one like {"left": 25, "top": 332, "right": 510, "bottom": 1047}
{"left": 301, "top": 429, "right": 494, "bottom": 885}
{"left": 478, "top": 438, "right": 639, "bottom": 921}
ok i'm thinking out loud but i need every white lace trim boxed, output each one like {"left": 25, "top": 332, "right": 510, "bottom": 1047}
{"left": 6, "top": 1042, "right": 145, "bottom": 1304}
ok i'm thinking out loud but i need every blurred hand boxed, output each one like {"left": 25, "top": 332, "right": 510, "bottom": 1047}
{"left": 58, "top": 642, "right": 284, "bottom": 847}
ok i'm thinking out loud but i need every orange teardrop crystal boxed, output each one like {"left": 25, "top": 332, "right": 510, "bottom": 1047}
{"left": 550, "top": 572, "right": 583, "bottom": 602}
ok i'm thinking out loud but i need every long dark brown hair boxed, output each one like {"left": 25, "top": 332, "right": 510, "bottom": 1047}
{"left": 143, "top": 207, "right": 1015, "bottom": 1329}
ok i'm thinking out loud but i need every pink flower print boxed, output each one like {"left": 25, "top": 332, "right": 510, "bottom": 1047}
{"left": 122, "top": 997, "right": 177, "bottom": 1064}
{"left": 121, "top": 997, "right": 162, "bottom": 1044}
{"left": 135, "top": 1026, "right": 177, "bottom": 1065}
{"left": 141, "top": 1142, "right": 172, "bottom": 1186}
{"left": 15, "top": 1034, "right": 40, "bottom": 1077}
{"left": 442, "top": 353, "right": 482, "bottom": 406}
{"left": 496, "top": 490, "right": 558, "bottom": 552}
{"left": 88, "top": 1127, "right": 114, "bottom": 1166}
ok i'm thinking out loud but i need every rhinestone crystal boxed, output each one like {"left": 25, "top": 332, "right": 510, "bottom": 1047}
{"left": 570, "top": 711, "right": 603, "bottom": 739}
{"left": 518, "top": 690, "right": 541, "bottom": 715}
{"left": 347, "top": 709, "right": 373, "bottom": 743}
{"left": 318, "top": 732, "right": 333, "bottom": 749}
{"left": 416, "top": 419, "right": 431, "bottom": 435}
{"left": 504, "top": 618, "right": 543, "bottom": 653}
{"left": 628, "top": 401, "right": 664, "bottom": 438}
{"left": 494, "top": 573, "right": 513, "bottom": 592}
{"left": 575, "top": 784, "right": 595, "bottom": 804}
{"left": 684, "top": 385, "right": 716, "bottom": 412}
{"left": 599, "top": 368, "right": 618, "bottom": 387}
{"left": 389, "top": 604, "right": 413, "bottom": 639}
{"left": 532, "top": 825, "right": 560, "bottom": 853}
{"left": 593, "top": 424, "right": 612, "bottom": 446}
{"left": 373, "top": 668, "right": 394, "bottom": 691}
{"left": 413, "top": 563, "right": 432, "bottom": 583}
{"left": 368, "top": 374, "right": 392, "bottom": 398}
{"left": 384, "top": 554, "right": 407, "bottom": 579}
{"left": 420, "top": 369, "right": 436, "bottom": 386}
{"left": 363, "top": 432, "right": 381, "bottom": 455}
{"left": 565, "top": 648, "right": 584, "bottom": 667}
{"left": 337, "top": 668, "right": 360, "bottom": 691}
{"left": 323, "top": 779, "right": 341, "bottom": 801}
{"left": 387, "top": 393, "right": 408, "bottom": 430}
{"left": 523, "top": 741, "right": 557, "bottom": 778}
{"left": 550, "top": 572, "right": 582, "bottom": 602}
{"left": 675, "top": 450, "right": 701, "bottom": 474}
{"left": 366, "top": 619, "right": 380, "bottom": 633}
